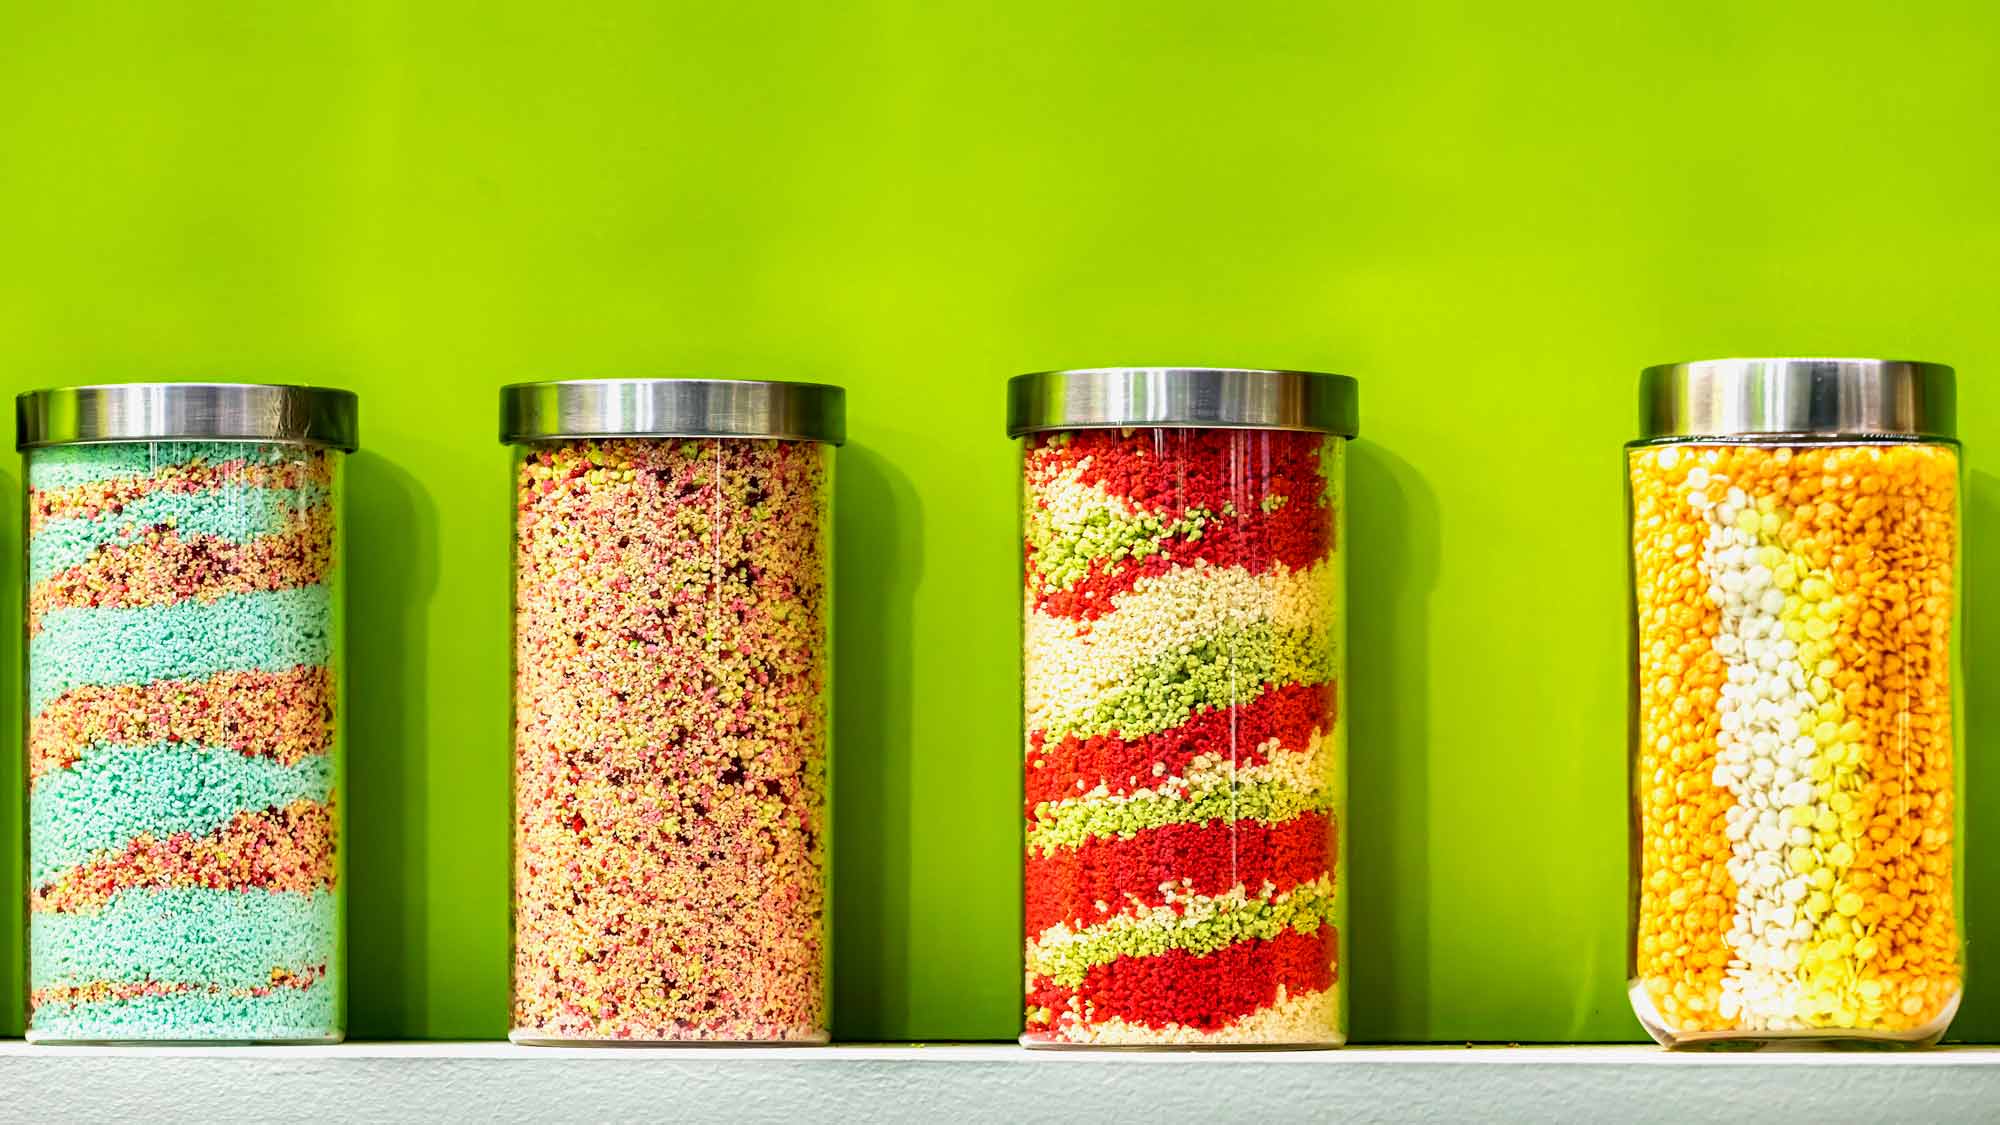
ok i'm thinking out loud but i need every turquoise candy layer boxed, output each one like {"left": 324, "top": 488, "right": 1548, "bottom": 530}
{"left": 30, "top": 483, "right": 328, "bottom": 586}
{"left": 28, "top": 974, "right": 340, "bottom": 1043}
{"left": 30, "top": 744, "right": 334, "bottom": 884}
{"left": 31, "top": 888, "right": 338, "bottom": 992}
{"left": 27, "top": 441, "right": 291, "bottom": 490}
{"left": 29, "top": 585, "right": 332, "bottom": 711}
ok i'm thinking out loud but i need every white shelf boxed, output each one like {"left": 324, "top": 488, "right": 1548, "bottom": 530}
{"left": 4, "top": 1042, "right": 1998, "bottom": 1123}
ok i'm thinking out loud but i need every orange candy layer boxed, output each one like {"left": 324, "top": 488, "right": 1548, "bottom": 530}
{"left": 29, "top": 666, "right": 335, "bottom": 783}
{"left": 28, "top": 509, "right": 335, "bottom": 630}
{"left": 33, "top": 797, "right": 337, "bottom": 914}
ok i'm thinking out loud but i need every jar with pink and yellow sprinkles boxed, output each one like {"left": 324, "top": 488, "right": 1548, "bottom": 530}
{"left": 1628, "top": 358, "right": 1964, "bottom": 1048}
{"left": 502, "top": 377, "right": 841, "bottom": 1045}
{"left": 1009, "top": 367, "right": 1357, "bottom": 1048}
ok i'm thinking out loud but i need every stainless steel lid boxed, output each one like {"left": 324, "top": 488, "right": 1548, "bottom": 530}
{"left": 1639, "top": 358, "right": 1955, "bottom": 441}
{"left": 1007, "top": 367, "right": 1359, "bottom": 438}
{"left": 500, "top": 378, "right": 845, "bottom": 445}
{"left": 17, "top": 383, "right": 359, "bottom": 451}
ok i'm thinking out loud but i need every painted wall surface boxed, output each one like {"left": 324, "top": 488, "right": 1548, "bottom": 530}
{"left": 1, "top": 2, "right": 1997, "bottom": 1041}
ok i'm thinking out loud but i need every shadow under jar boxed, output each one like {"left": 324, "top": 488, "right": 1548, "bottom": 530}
{"left": 1627, "top": 358, "right": 1964, "bottom": 1048}
{"left": 19, "top": 382, "right": 356, "bottom": 1044}
{"left": 1009, "top": 367, "right": 1358, "bottom": 1048}
{"left": 502, "top": 378, "right": 842, "bottom": 1044}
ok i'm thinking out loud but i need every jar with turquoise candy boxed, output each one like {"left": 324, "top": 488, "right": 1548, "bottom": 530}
{"left": 1009, "top": 367, "right": 1357, "bottom": 1048}
{"left": 19, "top": 383, "right": 356, "bottom": 1043}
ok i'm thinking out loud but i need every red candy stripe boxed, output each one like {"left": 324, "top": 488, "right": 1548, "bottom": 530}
{"left": 1026, "top": 924, "right": 1338, "bottom": 1033}
{"left": 1024, "top": 812, "right": 1336, "bottom": 936}
{"left": 1026, "top": 682, "right": 1334, "bottom": 808}
{"left": 1029, "top": 428, "right": 1329, "bottom": 519}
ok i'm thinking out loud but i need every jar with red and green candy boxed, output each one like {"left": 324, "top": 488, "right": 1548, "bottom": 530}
{"left": 1010, "top": 367, "right": 1356, "bottom": 1047}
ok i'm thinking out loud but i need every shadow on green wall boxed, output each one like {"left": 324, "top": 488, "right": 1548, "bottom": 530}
{"left": 831, "top": 444, "right": 921, "bottom": 1039}
{"left": 1346, "top": 440, "right": 1439, "bottom": 1042}
{"left": 344, "top": 451, "right": 441, "bottom": 1038}
{"left": 1956, "top": 468, "right": 1998, "bottom": 1042}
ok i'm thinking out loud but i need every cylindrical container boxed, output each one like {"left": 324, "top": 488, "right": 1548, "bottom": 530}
{"left": 1627, "top": 358, "right": 1963, "bottom": 1047}
{"left": 19, "top": 383, "right": 356, "bottom": 1044}
{"left": 1009, "top": 367, "right": 1357, "bottom": 1048}
{"left": 503, "top": 378, "right": 842, "bottom": 1044}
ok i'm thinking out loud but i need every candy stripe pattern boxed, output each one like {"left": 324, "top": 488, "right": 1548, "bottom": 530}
{"left": 511, "top": 439, "right": 831, "bottom": 1043}
{"left": 26, "top": 441, "right": 340, "bottom": 1043}
{"left": 1022, "top": 428, "right": 1344, "bottom": 1046}
{"left": 1630, "top": 443, "right": 1959, "bottom": 1040}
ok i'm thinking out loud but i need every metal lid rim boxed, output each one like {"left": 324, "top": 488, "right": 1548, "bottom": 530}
{"left": 17, "top": 383, "right": 360, "bottom": 451}
{"left": 499, "top": 378, "right": 846, "bottom": 445}
{"left": 1637, "top": 357, "right": 1954, "bottom": 441}
{"left": 1006, "top": 366, "right": 1360, "bottom": 437}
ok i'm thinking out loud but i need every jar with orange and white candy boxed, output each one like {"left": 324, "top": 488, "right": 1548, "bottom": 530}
{"left": 1627, "top": 358, "right": 1962, "bottom": 1047}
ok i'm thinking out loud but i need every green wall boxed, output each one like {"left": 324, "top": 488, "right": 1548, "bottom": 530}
{"left": 2, "top": 2, "right": 1997, "bottom": 1042}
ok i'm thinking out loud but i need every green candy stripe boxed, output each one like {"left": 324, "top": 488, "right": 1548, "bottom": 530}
{"left": 1027, "top": 882, "right": 1338, "bottom": 989}
{"left": 1025, "top": 498, "right": 1213, "bottom": 593}
{"left": 1032, "top": 620, "right": 1336, "bottom": 744}
{"left": 1027, "top": 776, "right": 1335, "bottom": 856}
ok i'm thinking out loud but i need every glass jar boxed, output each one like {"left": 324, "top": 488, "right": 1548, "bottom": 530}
{"left": 19, "top": 383, "right": 356, "bottom": 1044}
{"left": 1008, "top": 367, "right": 1357, "bottom": 1048}
{"left": 1627, "top": 358, "right": 1963, "bottom": 1047}
{"left": 502, "top": 378, "right": 842, "bottom": 1044}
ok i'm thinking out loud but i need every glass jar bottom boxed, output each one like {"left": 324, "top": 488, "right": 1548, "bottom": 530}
{"left": 1020, "top": 1036, "right": 1343, "bottom": 1052}
{"left": 25, "top": 1031, "right": 345, "bottom": 1046}
{"left": 1629, "top": 981, "right": 1958, "bottom": 1050}
{"left": 509, "top": 1029, "right": 831, "bottom": 1048}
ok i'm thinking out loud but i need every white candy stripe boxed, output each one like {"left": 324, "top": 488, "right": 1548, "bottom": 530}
{"left": 1022, "top": 462, "right": 1181, "bottom": 591}
{"left": 1023, "top": 559, "right": 1337, "bottom": 734}
{"left": 1692, "top": 467, "right": 1859, "bottom": 1031}
{"left": 1031, "top": 984, "right": 1340, "bottom": 1046}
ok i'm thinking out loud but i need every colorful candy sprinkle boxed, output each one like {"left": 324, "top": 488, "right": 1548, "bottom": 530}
{"left": 26, "top": 441, "right": 341, "bottom": 1042}
{"left": 1021, "top": 428, "right": 1345, "bottom": 1046}
{"left": 510, "top": 438, "right": 831, "bottom": 1043}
